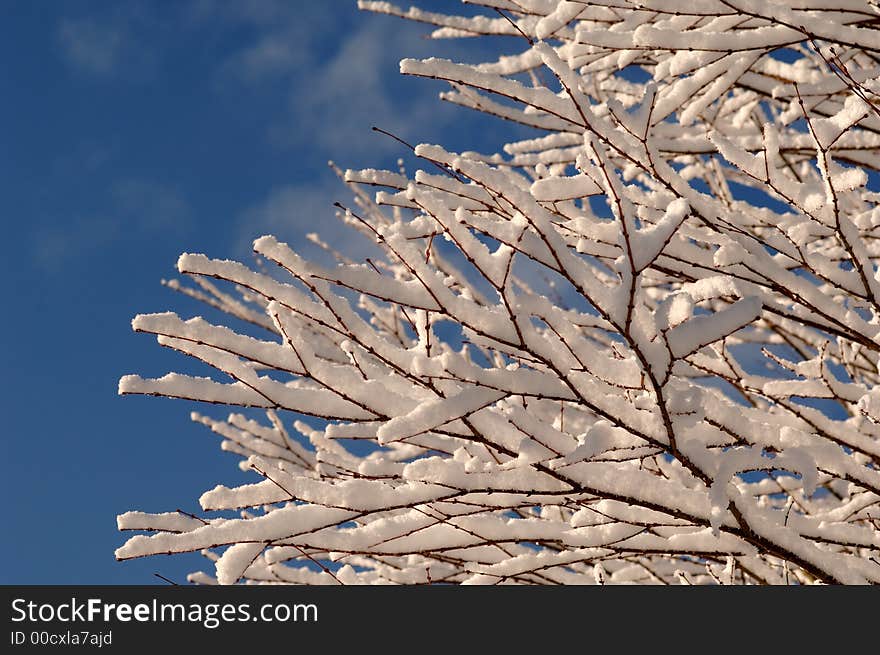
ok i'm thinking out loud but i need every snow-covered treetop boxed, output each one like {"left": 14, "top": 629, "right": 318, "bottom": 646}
{"left": 118, "top": 1, "right": 880, "bottom": 585}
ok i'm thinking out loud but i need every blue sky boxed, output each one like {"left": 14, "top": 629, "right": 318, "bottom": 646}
{"left": 0, "top": 0, "right": 529, "bottom": 584}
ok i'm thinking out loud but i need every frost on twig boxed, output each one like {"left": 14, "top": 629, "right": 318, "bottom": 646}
{"left": 118, "top": 1, "right": 880, "bottom": 585}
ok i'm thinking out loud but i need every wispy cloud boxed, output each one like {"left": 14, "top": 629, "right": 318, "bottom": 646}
{"left": 214, "top": 5, "right": 459, "bottom": 158}
{"left": 57, "top": 18, "right": 125, "bottom": 75}
{"left": 32, "top": 214, "right": 121, "bottom": 272}
{"left": 33, "top": 179, "right": 192, "bottom": 272}
{"left": 111, "top": 179, "right": 192, "bottom": 230}
{"left": 211, "top": 4, "right": 473, "bottom": 263}
{"left": 267, "top": 18, "right": 411, "bottom": 154}
{"left": 235, "top": 179, "right": 381, "bottom": 266}
{"left": 221, "top": 35, "right": 305, "bottom": 83}
{"left": 55, "top": 3, "right": 169, "bottom": 79}
{"left": 213, "top": 3, "right": 332, "bottom": 83}
{"left": 295, "top": 43, "right": 459, "bottom": 156}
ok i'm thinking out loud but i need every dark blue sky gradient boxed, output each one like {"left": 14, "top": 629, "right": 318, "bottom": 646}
{"left": 0, "top": 0, "right": 532, "bottom": 584}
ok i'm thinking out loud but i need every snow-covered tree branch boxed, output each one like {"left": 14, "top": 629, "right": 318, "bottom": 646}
{"left": 117, "top": 0, "right": 880, "bottom": 585}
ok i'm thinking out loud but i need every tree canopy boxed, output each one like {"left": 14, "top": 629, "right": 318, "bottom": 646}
{"left": 118, "top": 0, "right": 880, "bottom": 585}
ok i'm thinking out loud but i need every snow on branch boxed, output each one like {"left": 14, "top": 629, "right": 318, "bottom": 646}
{"left": 118, "top": 1, "right": 880, "bottom": 585}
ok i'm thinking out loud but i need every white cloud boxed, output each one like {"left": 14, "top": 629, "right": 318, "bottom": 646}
{"left": 269, "top": 17, "right": 459, "bottom": 157}
{"left": 221, "top": 35, "right": 305, "bottom": 82}
{"left": 57, "top": 18, "right": 125, "bottom": 75}
{"left": 235, "top": 180, "right": 380, "bottom": 266}
{"left": 214, "top": 4, "right": 472, "bottom": 265}
{"left": 204, "top": 3, "right": 517, "bottom": 263}
{"left": 214, "top": 3, "right": 329, "bottom": 83}
{"left": 212, "top": 5, "right": 460, "bottom": 159}
{"left": 55, "top": 4, "right": 163, "bottom": 79}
